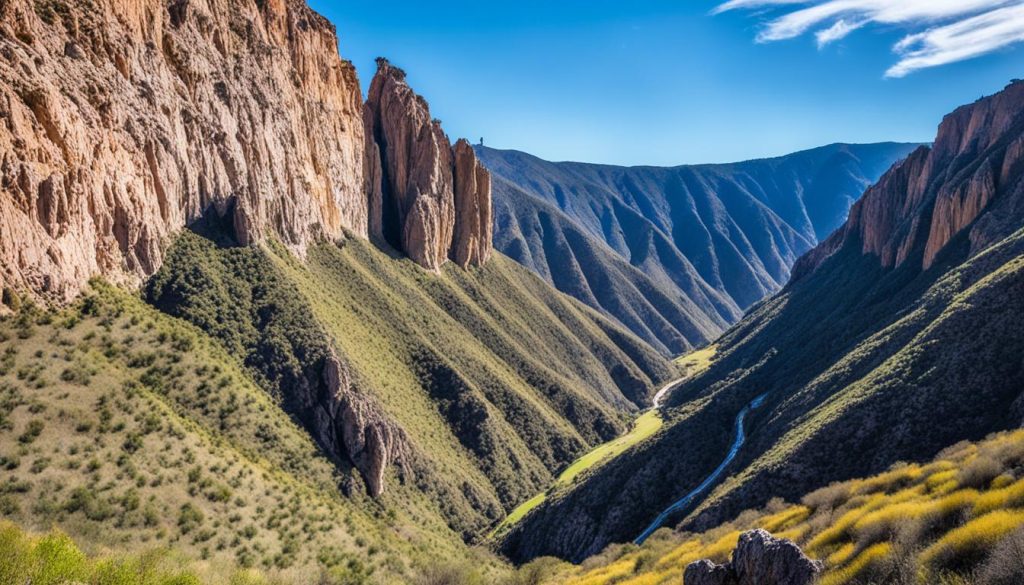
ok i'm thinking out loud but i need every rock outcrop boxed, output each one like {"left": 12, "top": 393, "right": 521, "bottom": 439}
{"left": 452, "top": 139, "right": 492, "bottom": 268}
{"left": 0, "top": 2, "right": 492, "bottom": 305}
{"left": 364, "top": 58, "right": 492, "bottom": 271}
{"left": 794, "top": 80, "right": 1024, "bottom": 279}
{"left": 317, "top": 351, "right": 409, "bottom": 497}
{"left": 0, "top": 0, "right": 366, "bottom": 303}
{"left": 683, "top": 530, "right": 822, "bottom": 585}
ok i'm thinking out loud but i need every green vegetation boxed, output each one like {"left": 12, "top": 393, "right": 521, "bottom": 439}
{"left": 143, "top": 230, "right": 673, "bottom": 539}
{"left": 492, "top": 344, "right": 715, "bottom": 539}
{"left": 500, "top": 221, "right": 1024, "bottom": 562}
{"left": 492, "top": 410, "right": 665, "bottom": 538}
{"left": 673, "top": 346, "right": 716, "bottom": 378}
{"left": 0, "top": 284, "right": 506, "bottom": 583}
{"left": 510, "top": 428, "right": 1024, "bottom": 585}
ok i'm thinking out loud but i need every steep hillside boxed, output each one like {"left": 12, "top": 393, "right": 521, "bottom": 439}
{"left": 480, "top": 143, "right": 920, "bottom": 354}
{"left": 509, "top": 428, "right": 1024, "bottom": 585}
{"left": 498, "top": 81, "right": 1024, "bottom": 563}
{"left": 0, "top": 284, "right": 501, "bottom": 584}
{"left": 144, "top": 231, "right": 674, "bottom": 541}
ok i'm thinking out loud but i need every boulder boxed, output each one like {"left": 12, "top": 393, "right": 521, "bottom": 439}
{"left": 684, "top": 530, "right": 822, "bottom": 585}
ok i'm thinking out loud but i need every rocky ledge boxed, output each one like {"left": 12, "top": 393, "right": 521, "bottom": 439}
{"left": 794, "top": 80, "right": 1024, "bottom": 279}
{"left": 684, "top": 530, "right": 822, "bottom": 585}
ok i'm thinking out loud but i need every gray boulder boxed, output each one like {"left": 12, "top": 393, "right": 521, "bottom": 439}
{"left": 684, "top": 529, "right": 822, "bottom": 585}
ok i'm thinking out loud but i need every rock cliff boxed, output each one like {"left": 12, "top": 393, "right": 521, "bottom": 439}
{"left": 0, "top": 2, "right": 492, "bottom": 305}
{"left": 794, "top": 80, "right": 1024, "bottom": 279}
{"left": 0, "top": 0, "right": 367, "bottom": 303}
{"left": 364, "top": 58, "right": 491, "bottom": 270}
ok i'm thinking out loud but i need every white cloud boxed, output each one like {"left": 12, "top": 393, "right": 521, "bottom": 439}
{"left": 714, "top": 0, "right": 1024, "bottom": 76}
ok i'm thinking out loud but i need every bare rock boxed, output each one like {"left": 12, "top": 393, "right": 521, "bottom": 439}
{"left": 452, "top": 139, "right": 492, "bottom": 268}
{"left": 0, "top": 0, "right": 367, "bottom": 303}
{"left": 684, "top": 559, "right": 736, "bottom": 585}
{"left": 317, "top": 350, "right": 410, "bottom": 497}
{"left": 684, "top": 530, "right": 822, "bottom": 585}
{"left": 793, "top": 80, "right": 1024, "bottom": 279}
{"left": 364, "top": 59, "right": 492, "bottom": 270}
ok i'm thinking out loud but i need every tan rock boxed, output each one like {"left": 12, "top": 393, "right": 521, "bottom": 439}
{"left": 364, "top": 58, "right": 454, "bottom": 271}
{"left": 452, "top": 138, "right": 492, "bottom": 268}
{"left": 793, "top": 80, "right": 1024, "bottom": 279}
{"left": 364, "top": 59, "right": 492, "bottom": 271}
{"left": 0, "top": 0, "right": 366, "bottom": 303}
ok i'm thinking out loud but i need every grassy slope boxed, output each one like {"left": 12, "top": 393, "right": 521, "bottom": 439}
{"left": 492, "top": 410, "right": 665, "bottom": 538}
{"left": 142, "top": 231, "right": 674, "bottom": 541}
{"left": 272, "top": 239, "right": 674, "bottom": 527}
{"left": 492, "top": 345, "right": 718, "bottom": 539}
{"left": 0, "top": 284, "right": 495, "bottom": 584}
{"left": 516, "top": 427, "right": 1024, "bottom": 585}
{"left": 497, "top": 219, "right": 1024, "bottom": 563}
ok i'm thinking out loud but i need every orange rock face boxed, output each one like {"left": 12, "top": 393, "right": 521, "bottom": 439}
{"left": 0, "top": 0, "right": 366, "bottom": 302}
{"left": 364, "top": 59, "right": 492, "bottom": 271}
{"left": 794, "top": 80, "right": 1024, "bottom": 279}
{"left": 0, "top": 2, "right": 493, "bottom": 304}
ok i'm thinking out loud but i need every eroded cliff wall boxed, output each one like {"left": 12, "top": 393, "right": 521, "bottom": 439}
{"left": 0, "top": 3, "right": 491, "bottom": 305}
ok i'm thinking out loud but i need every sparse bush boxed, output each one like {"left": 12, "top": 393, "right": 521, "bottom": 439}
{"left": 977, "top": 526, "right": 1024, "bottom": 585}
{"left": 959, "top": 455, "right": 1003, "bottom": 490}
{"left": 18, "top": 420, "right": 44, "bottom": 444}
{"left": 922, "top": 510, "right": 1024, "bottom": 573}
{"left": 178, "top": 503, "right": 205, "bottom": 534}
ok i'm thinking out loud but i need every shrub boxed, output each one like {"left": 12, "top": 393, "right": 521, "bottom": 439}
{"left": 64, "top": 487, "right": 115, "bottom": 522}
{"left": 819, "top": 542, "right": 891, "bottom": 585}
{"left": 18, "top": 420, "right": 44, "bottom": 444}
{"left": 958, "top": 455, "right": 1003, "bottom": 490}
{"left": 977, "top": 526, "right": 1024, "bottom": 585}
{"left": 921, "top": 510, "right": 1024, "bottom": 572}
{"left": 178, "top": 503, "right": 204, "bottom": 534}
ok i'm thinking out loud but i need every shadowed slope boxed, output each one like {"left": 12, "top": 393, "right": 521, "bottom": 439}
{"left": 497, "top": 83, "right": 1024, "bottom": 564}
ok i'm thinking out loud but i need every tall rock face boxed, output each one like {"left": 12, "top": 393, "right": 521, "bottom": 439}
{"left": 794, "top": 80, "right": 1024, "bottom": 279}
{"left": 452, "top": 138, "right": 493, "bottom": 268}
{"left": 0, "top": 0, "right": 367, "bottom": 303}
{"left": 364, "top": 59, "right": 492, "bottom": 271}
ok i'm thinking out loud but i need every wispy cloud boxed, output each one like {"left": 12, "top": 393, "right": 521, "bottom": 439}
{"left": 714, "top": 0, "right": 1024, "bottom": 77}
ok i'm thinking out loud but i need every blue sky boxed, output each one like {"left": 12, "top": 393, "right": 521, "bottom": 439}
{"left": 308, "top": 0, "right": 1023, "bottom": 166}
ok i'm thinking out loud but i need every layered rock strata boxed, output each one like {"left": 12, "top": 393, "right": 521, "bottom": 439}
{"left": 0, "top": 0, "right": 366, "bottom": 302}
{"left": 0, "top": 3, "right": 492, "bottom": 305}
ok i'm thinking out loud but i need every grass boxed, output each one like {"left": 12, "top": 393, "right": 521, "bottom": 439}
{"left": 491, "top": 410, "right": 665, "bottom": 538}
{"left": 490, "top": 345, "right": 714, "bottom": 539}
{"left": 143, "top": 231, "right": 675, "bottom": 543}
{"left": 0, "top": 283, "right": 503, "bottom": 583}
{"left": 673, "top": 346, "right": 716, "bottom": 378}
{"left": 504, "top": 427, "right": 1024, "bottom": 585}
{"left": 559, "top": 411, "right": 664, "bottom": 487}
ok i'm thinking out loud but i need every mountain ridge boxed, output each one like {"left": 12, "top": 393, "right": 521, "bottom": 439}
{"left": 479, "top": 141, "right": 921, "bottom": 353}
{"left": 496, "top": 80, "right": 1024, "bottom": 565}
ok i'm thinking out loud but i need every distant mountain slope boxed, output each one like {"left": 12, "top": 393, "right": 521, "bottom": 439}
{"left": 498, "top": 81, "right": 1024, "bottom": 564}
{"left": 479, "top": 143, "right": 920, "bottom": 354}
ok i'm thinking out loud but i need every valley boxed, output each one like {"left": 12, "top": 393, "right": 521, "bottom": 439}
{"left": 1, "top": 0, "right": 1023, "bottom": 584}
